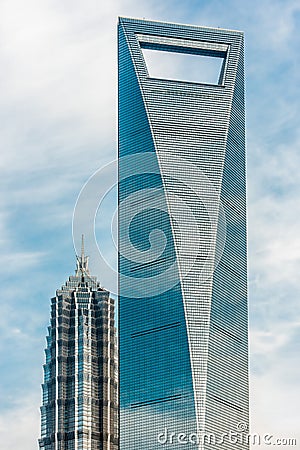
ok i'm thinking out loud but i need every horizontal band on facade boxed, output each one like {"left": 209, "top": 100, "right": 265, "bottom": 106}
{"left": 129, "top": 256, "right": 169, "bottom": 272}
{"left": 218, "top": 261, "right": 244, "bottom": 279}
{"left": 209, "top": 394, "right": 243, "bottom": 412}
{"left": 131, "top": 322, "right": 181, "bottom": 338}
{"left": 212, "top": 323, "right": 239, "bottom": 340}
{"left": 137, "top": 33, "right": 229, "bottom": 55}
{"left": 131, "top": 393, "right": 184, "bottom": 408}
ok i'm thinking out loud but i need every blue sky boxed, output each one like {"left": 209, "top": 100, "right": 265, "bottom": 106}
{"left": 0, "top": 0, "right": 300, "bottom": 448}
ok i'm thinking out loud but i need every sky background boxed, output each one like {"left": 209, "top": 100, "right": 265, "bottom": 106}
{"left": 1, "top": 0, "right": 300, "bottom": 448}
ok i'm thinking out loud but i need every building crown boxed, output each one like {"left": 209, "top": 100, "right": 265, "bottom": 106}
{"left": 75, "top": 234, "right": 90, "bottom": 276}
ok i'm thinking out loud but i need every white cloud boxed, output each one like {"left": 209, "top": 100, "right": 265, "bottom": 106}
{"left": 1, "top": 250, "right": 45, "bottom": 274}
{"left": 0, "top": 393, "right": 40, "bottom": 450}
{"left": 0, "top": 2, "right": 115, "bottom": 173}
{"left": 251, "top": 329, "right": 290, "bottom": 355}
{"left": 251, "top": 372, "right": 300, "bottom": 445}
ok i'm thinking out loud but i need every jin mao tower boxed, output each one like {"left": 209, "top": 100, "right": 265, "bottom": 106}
{"left": 39, "top": 238, "right": 118, "bottom": 450}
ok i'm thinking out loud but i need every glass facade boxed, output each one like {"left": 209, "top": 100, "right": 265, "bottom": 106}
{"left": 118, "top": 18, "right": 248, "bottom": 449}
{"left": 39, "top": 241, "right": 118, "bottom": 450}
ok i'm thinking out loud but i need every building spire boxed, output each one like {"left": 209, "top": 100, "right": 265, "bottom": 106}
{"left": 75, "top": 234, "right": 90, "bottom": 276}
{"left": 81, "top": 234, "right": 85, "bottom": 261}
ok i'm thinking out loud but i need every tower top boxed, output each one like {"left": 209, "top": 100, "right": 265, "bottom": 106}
{"left": 75, "top": 234, "right": 90, "bottom": 276}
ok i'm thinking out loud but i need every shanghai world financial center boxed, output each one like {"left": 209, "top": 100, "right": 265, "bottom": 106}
{"left": 118, "top": 17, "right": 248, "bottom": 450}
{"left": 40, "top": 16, "right": 248, "bottom": 450}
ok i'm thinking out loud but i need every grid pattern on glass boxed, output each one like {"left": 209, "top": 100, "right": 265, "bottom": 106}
{"left": 119, "top": 17, "right": 248, "bottom": 450}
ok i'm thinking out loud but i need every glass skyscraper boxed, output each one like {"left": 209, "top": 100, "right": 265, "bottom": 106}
{"left": 118, "top": 18, "right": 248, "bottom": 449}
{"left": 39, "top": 239, "right": 118, "bottom": 450}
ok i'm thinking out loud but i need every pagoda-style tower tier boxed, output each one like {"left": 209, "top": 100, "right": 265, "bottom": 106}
{"left": 39, "top": 243, "right": 118, "bottom": 450}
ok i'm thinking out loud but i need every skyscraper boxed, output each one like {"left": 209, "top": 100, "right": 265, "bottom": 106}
{"left": 118, "top": 18, "right": 248, "bottom": 449}
{"left": 39, "top": 239, "right": 118, "bottom": 450}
